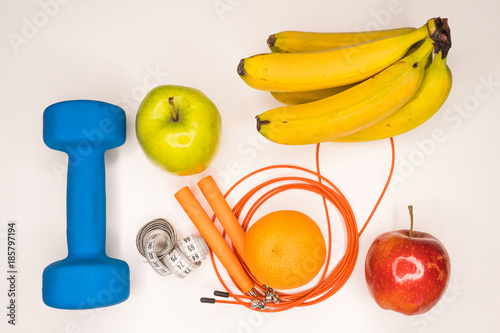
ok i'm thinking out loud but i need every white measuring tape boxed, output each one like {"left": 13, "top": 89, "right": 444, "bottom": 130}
{"left": 136, "top": 219, "right": 209, "bottom": 278}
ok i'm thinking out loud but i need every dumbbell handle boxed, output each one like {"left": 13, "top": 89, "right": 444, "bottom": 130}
{"left": 65, "top": 147, "right": 107, "bottom": 259}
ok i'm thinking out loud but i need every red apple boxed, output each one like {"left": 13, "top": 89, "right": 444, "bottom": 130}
{"left": 365, "top": 205, "right": 450, "bottom": 315}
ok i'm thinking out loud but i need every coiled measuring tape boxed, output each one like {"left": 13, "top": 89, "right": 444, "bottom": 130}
{"left": 136, "top": 218, "right": 209, "bottom": 278}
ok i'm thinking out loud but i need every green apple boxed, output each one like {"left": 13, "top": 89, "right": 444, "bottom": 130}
{"left": 136, "top": 85, "right": 222, "bottom": 176}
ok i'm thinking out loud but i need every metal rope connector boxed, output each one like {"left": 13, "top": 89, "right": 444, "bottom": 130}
{"left": 250, "top": 298, "right": 266, "bottom": 310}
{"left": 264, "top": 285, "right": 280, "bottom": 304}
{"left": 247, "top": 288, "right": 266, "bottom": 309}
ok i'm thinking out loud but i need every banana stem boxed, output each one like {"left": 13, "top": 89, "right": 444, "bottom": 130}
{"left": 267, "top": 34, "right": 276, "bottom": 49}
{"left": 429, "top": 17, "right": 452, "bottom": 58}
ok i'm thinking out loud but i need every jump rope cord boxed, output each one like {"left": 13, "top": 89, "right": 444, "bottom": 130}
{"left": 208, "top": 137, "right": 396, "bottom": 311}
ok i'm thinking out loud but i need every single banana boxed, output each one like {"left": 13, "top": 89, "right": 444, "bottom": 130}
{"left": 269, "top": 43, "right": 427, "bottom": 106}
{"left": 256, "top": 38, "right": 434, "bottom": 145}
{"left": 238, "top": 19, "right": 436, "bottom": 92}
{"left": 333, "top": 51, "right": 452, "bottom": 142}
{"left": 268, "top": 27, "right": 416, "bottom": 53}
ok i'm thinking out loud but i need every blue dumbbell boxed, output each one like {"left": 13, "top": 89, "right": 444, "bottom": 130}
{"left": 42, "top": 100, "right": 130, "bottom": 309}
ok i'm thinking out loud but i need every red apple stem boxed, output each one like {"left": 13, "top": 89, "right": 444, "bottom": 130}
{"left": 408, "top": 205, "right": 414, "bottom": 238}
{"left": 169, "top": 97, "right": 179, "bottom": 122}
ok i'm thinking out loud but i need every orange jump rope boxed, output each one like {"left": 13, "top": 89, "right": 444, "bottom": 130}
{"left": 176, "top": 138, "right": 395, "bottom": 311}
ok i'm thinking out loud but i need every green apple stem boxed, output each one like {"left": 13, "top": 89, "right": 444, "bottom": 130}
{"left": 169, "top": 97, "right": 179, "bottom": 122}
{"left": 408, "top": 205, "right": 414, "bottom": 238}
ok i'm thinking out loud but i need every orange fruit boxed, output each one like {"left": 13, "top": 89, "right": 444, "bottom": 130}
{"left": 243, "top": 210, "right": 327, "bottom": 290}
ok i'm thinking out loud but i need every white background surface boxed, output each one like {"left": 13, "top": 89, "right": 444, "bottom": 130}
{"left": 1, "top": 0, "right": 500, "bottom": 332}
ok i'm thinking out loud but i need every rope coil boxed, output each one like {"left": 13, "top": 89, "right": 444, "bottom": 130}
{"left": 207, "top": 138, "right": 395, "bottom": 311}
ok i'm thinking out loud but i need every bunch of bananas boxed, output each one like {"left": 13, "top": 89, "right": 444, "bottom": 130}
{"left": 237, "top": 17, "right": 452, "bottom": 145}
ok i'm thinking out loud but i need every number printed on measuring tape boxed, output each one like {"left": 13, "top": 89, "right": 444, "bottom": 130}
{"left": 165, "top": 247, "right": 198, "bottom": 278}
{"left": 191, "top": 253, "right": 201, "bottom": 262}
{"left": 178, "top": 235, "right": 207, "bottom": 264}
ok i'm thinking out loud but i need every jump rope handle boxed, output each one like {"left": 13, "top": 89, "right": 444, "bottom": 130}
{"left": 197, "top": 176, "right": 246, "bottom": 256}
{"left": 174, "top": 185, "right": 255, "bottom": 294}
